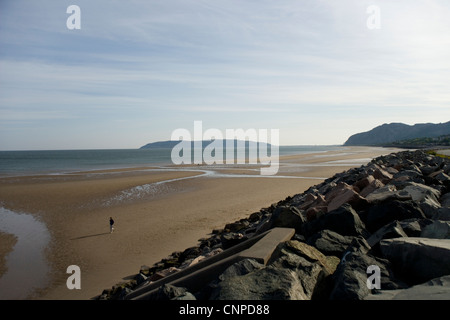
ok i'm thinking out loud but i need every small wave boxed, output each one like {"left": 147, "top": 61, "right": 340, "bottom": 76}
{"left": 103, "top": 170, "right": 213, "bottom": 206}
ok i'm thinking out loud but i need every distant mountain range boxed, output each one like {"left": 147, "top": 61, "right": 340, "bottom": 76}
{"left": 344, "top": 121, "right": 450, "bottom": 146}
{"left": 140, "top": 139, "right": 271, "bottom": 149}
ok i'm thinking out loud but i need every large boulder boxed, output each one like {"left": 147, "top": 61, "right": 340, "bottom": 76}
{"left": 420, "top": 220, "right": 450, "bottom": 239}
{"left": 360, "top": 178, "right": 385, "bottom": 198}
{"left": 399, "top": 219, "right": 432, "bottom": 237}
{"left": 218, "top": 258, "right": 264, "bottom": 280}
{"left": 365, "top": 185, "right": 411, "bottom": 203}
{"left": 398, "top": 182, "right": 442, "bottom": 218}
{"left": 433, "top": 208, "right": 450, "bottom": 221}
{"left": 329, "top": 244, "right": 405, "bottom": 300}
{"left": 153, "top": 284, "right": 196, "bottom": 300}
{"left": 210, "top": 265, "right": 308, "bottom": 300}
{"left": 327, "top": 187, "right": 368, "bottom": 212}
{"left": 366, "top": 220, "right": 408, "bottom": 248}
{"left": 379, "top": 237, "right": 450, "bottom": 285}
{"left": 324, "top": 182, "right": 369, "bottom": 212}
{"left": 282, "top": 240, "right": 338, "bottom": 275}
{"left": 440, "top": 192, "right": 450, "bottom": 207}
{"left": 269, "top": 206, "right": 305, "bottom": 233}
{"left": 306, "top": 229, "right": 354, "bottom": 258}
{"left": 270, "top": 250, "right": 330, "bottom": 300}
{"left": 302, "top": 204, "right": 369, "bottom": 238}
{"left": 220, "top": 232, "right": 247, "bottom": 249}
{"left": 210, "top": 240, "right": 338, "bottom": 300}
{"left": 224, "top": 220, "right": 250, "bottom": 233}
{"left": 432, "top": 171, "right": 450, "bottom": 186}
{"left": 393, "top": 169, "right": 425, "bottom": 184}
{"left": 372, "top": 166, "right": 394, "bottom": 184}
{"left": 365, "top": 200, "right": 426, "bottom": 233}
{"left": 354, "top": 175, "right": 376, "bottom": 191}
{"left": 365, "top": 275, "right": 450, "bottom": 300}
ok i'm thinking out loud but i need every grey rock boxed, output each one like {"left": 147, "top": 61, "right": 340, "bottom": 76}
{"left": 366, "top": 200, "right": 426, "bottom": 233}
{"left": 372, "top": 166, "right": 394, "bottom": 184}
{"left": 269, "top": 206, "right": 305, "bottom": 233}
{"left": 139, "top": 265, "right": 151, "bottom": 276}
{"left": 365, "top": 275, "right": 450, "bottom": 300}
{"left": 365, "top": 185, "right": 411, "bottom": 203}
{"left": 432, "top": 208, "right": 450, "bottom": 221}
{"left": 218, "top": 258, "right": 264, "bottom": 281}
{"left": 433, "top": 171, "right": 450, "bottom": 185}
{"left": 330, "top": 250, "right": 404, "bottom": 300}
{"left": 282, "top": 240, "right": 339, "bottom": 275}
{"left": 380, "top": 237, "right": 450, "bottom": 285}
{"left": 212, "top": 241, "right": 336, "bottom": 300}
{"left": 360, "top": 178, "right": 385, "bottom": 198}
{"left": 220, "top": 232, "right": 247, "bottom": 249}
{"left": 440, "top": 192, "right": 450, "bottom": 207}
{"left": 400, "top": 181, "right": 441, "bottom": 198}
{"left": 224, "top": 220, "right": 250, "bottom": 233}
{"left": 211, "top": 266, "right": 308, "bottom": 300}
{"left": 152, "top": 284, "right": 195, "bottom": 300}
{"left": 271, "top": 250, "right": 330, "bottom": 300}
{"left": 421, "top": 220, "right": 450, "bottom": 239}
{"left": 354, "top": 174, "right": 376, "bottom": 191}
{"left": 307, "top": 229, "right": 354, "bottom": 258}
{"left": 173, "top": 292, "right": 197, "bottom": 300}
{"left": 444, "top": 164, "right": 450, "bottom": 175}
{"left": 393, "top": 169, "right": 425, "bottom": 184}
{"left": 344, "top": 237, "right": 372, "bottom": 256}
{"left": 302, "top": 204, "right": 369, "bottom": 238}
{"left": 327, "top": 187, "right": 368, "bottom": 212}
{"left": 366, "top": 182, "right": 441, "bottom": 218}
{"left": 118, "top": 287, "right": 133, "bottom": 300}
{"left": 399, "top": 182, "right": 441, "bottom": 218}
{"left": 135, "top": 273, "right": 148, "bottom": 286}
{"left": 420, "top": 165, "right": 440, "bottom": 176}
{"left": 366, "top": 221, "right": 408, "bottom": 248}
{"left": 399, "top": 219, "right": 430, "bottom": 237}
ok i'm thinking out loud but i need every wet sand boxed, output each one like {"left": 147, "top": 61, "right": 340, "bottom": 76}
{"left": 0, "top": 146, "right": 402, "bottom": 300}
{"left": 0, "top": 232, "right": 17, "bottom": 278}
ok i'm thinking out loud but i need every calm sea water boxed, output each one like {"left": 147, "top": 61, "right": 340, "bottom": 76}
{"left": 0, "top": 145, "right": 342, "bottom": 177}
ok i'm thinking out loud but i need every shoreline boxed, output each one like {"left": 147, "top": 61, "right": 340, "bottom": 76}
{"left": 0, "top": 146, "right": 403, "bottom": 300}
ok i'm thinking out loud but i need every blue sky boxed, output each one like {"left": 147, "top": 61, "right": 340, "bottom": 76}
{"left": 1, "top": 0, "right": 449, "bottom": 150}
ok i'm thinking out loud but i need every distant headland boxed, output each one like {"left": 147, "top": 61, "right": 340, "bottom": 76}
{"left": 140, "top": 140, "right": 271, "bottom": 149}
{"left": 344, "top": 121, "right": 450, "bottom": 148}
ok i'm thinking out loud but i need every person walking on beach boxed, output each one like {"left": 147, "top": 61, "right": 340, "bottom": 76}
{"left": 109, "top": 217, "right": 115, "bottom": 233}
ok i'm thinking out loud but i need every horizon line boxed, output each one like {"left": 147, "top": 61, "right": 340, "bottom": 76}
{"left": 0, "top": 143, "right": 345, "bottom": 152}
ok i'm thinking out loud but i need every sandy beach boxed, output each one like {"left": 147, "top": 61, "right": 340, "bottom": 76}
{"left": 0, "top": 146, "right": 403, "bottom": 300}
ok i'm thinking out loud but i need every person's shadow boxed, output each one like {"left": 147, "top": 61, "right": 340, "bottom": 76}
{"left": 70, "top": 232, "right": 110, "bottom": 240}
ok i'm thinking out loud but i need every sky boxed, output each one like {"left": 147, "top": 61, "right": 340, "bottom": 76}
{"left": 1, "top": 0, "right": 450, "bottom": 150}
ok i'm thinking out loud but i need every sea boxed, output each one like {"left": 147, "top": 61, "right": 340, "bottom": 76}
{"left": 0, "top": 145, "right": 342, "bottom": 177}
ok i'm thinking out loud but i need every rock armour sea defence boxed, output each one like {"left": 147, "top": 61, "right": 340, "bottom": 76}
{"left": 99, "top": 150, "right": 450, "bottom": 300}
